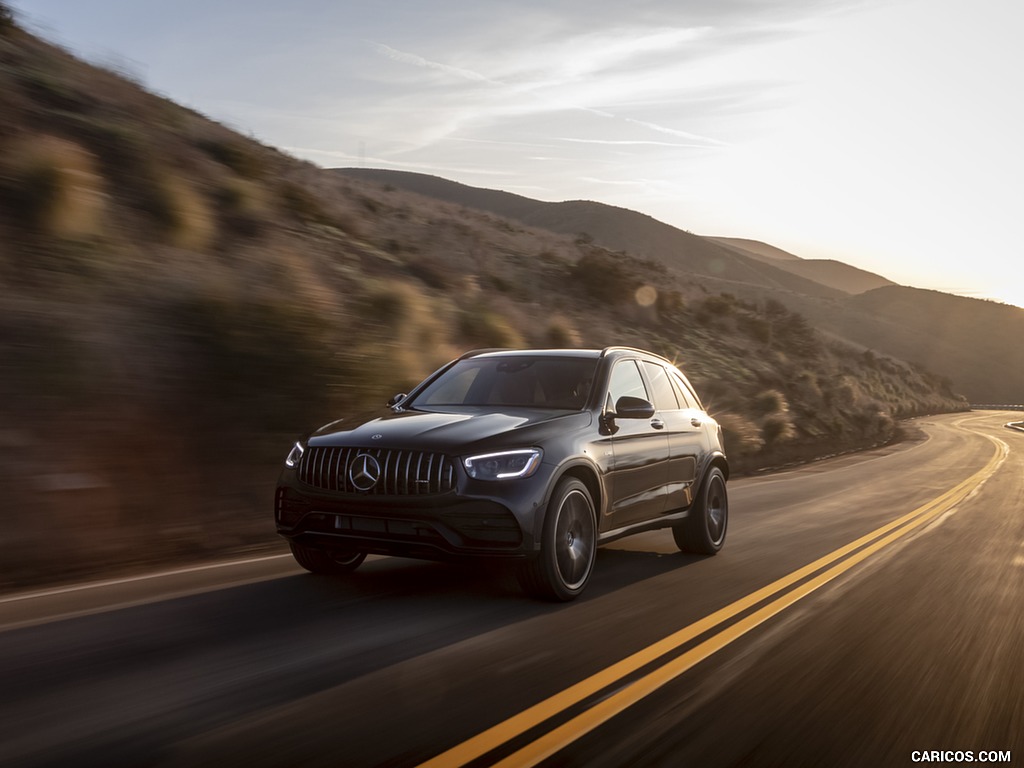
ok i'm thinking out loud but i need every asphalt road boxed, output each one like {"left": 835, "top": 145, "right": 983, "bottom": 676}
{"left": 1, "top": 411, "right": 1020, "bottom": 768}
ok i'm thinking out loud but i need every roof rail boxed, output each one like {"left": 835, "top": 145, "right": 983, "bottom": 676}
{"left": 458, "top": 348, "right": 510, "bottom": 360}
{"left": 599, "top": 345, "right": 670, "bottom": 361}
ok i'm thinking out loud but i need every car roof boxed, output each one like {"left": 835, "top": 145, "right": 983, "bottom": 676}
{"left": 465, "top": 348, "right": 602, "bottom": 360}
{"left": 463, "top": 347, "right": 674, "bottom": 364}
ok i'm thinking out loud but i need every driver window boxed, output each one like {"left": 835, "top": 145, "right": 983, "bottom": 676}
{"left": 606, "top": 360, "right": 649, "bottom": 410}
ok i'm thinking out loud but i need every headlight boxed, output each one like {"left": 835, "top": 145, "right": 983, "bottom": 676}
{"left": 463, "top": 449, "right": 542, "bottom": 480}
{"left": 284, "top": 442, "right": 305, "bottom": 468}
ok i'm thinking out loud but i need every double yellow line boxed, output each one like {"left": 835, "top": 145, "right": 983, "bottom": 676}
{"left": 420, "top": 425, "right": 1007, "bottom": 768}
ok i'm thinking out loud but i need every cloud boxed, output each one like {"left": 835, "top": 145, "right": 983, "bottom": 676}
{"left": 623, "top": 118, "right": 729, "bottom": 145}
{"left": 370, "top": 42, "right": 505, "bottom": 86}
{"left": 558, "top": 137, "right": 711, "bottom": 148}
{"left": 443, "top": 136, "right": 558, "bottom": 149}
{"left": 368, "top": 30, "right": 731, "bottom": 151}
{"left": 578, "top": 176, "right": 647, "bottom": 186}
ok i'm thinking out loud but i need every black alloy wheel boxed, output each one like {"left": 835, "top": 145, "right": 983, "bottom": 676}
{"left": 519, "top": 477, "right": 597, "bottom": 601}
{"left": 673, "top": 466, "right": 728, "bottom": 555}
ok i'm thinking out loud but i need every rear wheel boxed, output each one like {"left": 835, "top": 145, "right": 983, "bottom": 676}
{"left": 290, "top": 542, "right": 366, "bottom": 574}
{"left": 673, "top": 467, "right": 728, "bottom": 555}
{"left": 519, "top": 477, "right": 596, "bottom": 601}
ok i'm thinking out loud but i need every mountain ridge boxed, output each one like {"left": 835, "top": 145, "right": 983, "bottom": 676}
{"left": 335, "top": 167, "right": 1023, "bottom": 403}
{"left": 336, "top": 168, "right": 848, "bottom": 301}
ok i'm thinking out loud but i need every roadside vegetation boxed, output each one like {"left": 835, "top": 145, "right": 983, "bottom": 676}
{"left": 0, "top": 13, "right": 967, "bottom": 589}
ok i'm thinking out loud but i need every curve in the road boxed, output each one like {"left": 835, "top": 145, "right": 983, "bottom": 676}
{"left": 419, "top": 423, "right": 1009, "bottom": 768}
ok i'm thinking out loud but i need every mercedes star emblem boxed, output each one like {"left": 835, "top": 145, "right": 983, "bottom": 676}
{"left": 348, "top": 453, "right": 382, "bottom": 492}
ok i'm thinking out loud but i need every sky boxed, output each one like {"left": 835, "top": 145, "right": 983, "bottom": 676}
{"left": 10, "top": 0, "right": 1024, "bottom": 308}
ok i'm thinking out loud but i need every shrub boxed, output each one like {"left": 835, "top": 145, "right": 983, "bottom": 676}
{"left": 829, "top": 376, "right": 860, "bottom": 409}
{"left": 215, "top": 177, "right": 265, "bottom": 237}
{"left": 197, "top": 137, "right": 264, "bottom": 178}
{"left": 738, "top": 314, "right": 771, "bottom": 344}
{"left": 405, "top": 257, "right": 454, "bottom": 290}
{"left": 366, "top": 284, "right": 412, "bottom": 326}
{"left": 545, "top": 317, "right": 581, "bottom": 348}
{"left": 148, "top": 173, "right": 214, "bottom": 249}
{"left": 762, "top": 413, "right": 797, "bottom": 445}
{"left": 4, "top": 154, "right": 59, "bottom": 229}
{"left": 753, "top": 388, "right": 788, "bottom": 416}
{"left": 57, "top": 113, "right": 148, "bottom": 182}
{"left": 701, "top": 294, "right": 737, "bottom": 316}
{"left": 792, "top": 371, "right": 823, "bottom": 402}
{"left": 762, "top": 300, "right": 821, "bottom": 356}
{"left": 0, "top": 135, "right": 106, "bottom": 238}
{"left": 280, "top": 181, "right": 332, "bottom": 225}
{"left": 571, "top": 251, "right": 637, "bottom": 304}
{"left": 716, "top": 412, "right": 764, "bottom": 457}
{"left": 458, "top": 305, "right": 524, "bottom": 348}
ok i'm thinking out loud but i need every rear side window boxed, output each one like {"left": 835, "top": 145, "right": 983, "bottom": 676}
{"left": 607, "top": 360, "right": 649, "bottom": 407}
{"left": 670, "top": 371, "right": 701, "bottom": 409}
{"left": 642, "top": 362, "right": 681, "bottom": 411}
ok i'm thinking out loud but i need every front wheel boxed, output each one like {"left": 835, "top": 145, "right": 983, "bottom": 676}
{"left": 519, "top": 477, "right": 597, "bottom": 601}
{"left": 290, "top": 542, "right": 366, "bottom": 574}
{"left": 673, "top": 467, "right": 728, "bottom": 555}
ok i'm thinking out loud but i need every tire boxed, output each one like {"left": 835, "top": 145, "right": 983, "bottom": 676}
{"left": 519, "top": 477, "right": 597, "bottom": 601}
{"left": 290, "top": 542, "right": 366, "bottom": 574}
{"left": 673, "top": 467, "right": 728, "bottom": 555}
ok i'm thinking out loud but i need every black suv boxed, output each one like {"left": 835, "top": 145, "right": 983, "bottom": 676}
{"left": 275, "top": 347, "right": 728, "bottom": 600}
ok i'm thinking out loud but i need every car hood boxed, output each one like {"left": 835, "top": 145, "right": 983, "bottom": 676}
{"left": 307, "top": 407, "right": 591, "bottom": 453}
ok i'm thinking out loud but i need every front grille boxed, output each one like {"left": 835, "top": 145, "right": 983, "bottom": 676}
{"left": 297, "top": 446, "right": 456, "bottom": 495}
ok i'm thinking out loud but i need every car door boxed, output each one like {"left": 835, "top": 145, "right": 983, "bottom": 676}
{"left": 602, "top": 359, "right": 670, "bottom": 529}
{"left": 642, "top": 361, "right": 709, "bottom": 512}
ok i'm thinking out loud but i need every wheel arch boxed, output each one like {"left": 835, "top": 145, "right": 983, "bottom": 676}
{"left": 532, "top": 459, "right": 603, "bottom": 544}
{"left": 689, "top": 453, "right": 729, "bottom": 509}
{"left": 704, "top": 452, "right": 730, "bottom": 483}
{"left": 561, "top": 464, "right": 602, "bottom": 516}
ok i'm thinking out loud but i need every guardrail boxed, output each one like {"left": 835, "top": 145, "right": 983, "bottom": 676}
{"left": 970, "top": 404, "right": 1024, "bottom": 411}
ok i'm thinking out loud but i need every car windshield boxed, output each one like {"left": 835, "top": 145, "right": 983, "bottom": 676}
{"left": 411, "top": 356, "right": 598, "bottom": 410}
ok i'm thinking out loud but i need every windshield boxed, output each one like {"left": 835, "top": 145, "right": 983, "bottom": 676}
{"left": 411, "top": 356, "right": 598, "bottom": 410}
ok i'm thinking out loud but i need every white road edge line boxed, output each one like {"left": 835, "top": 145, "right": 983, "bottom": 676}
{"left": 0, "top": 553, "right": 294, "bottom": 604}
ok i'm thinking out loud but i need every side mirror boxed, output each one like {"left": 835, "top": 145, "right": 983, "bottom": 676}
{"left": 613, "top": 396, "right": 656, "bottom": 419}
{"left": 387, "top": 393, "right": 407, "bottom": 408}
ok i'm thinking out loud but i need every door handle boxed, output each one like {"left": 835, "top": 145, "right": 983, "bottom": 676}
{"left": 690, "top": 417, "right": 703, "bottom": 428}
{"left": 650, "top": 418, "right": 665, "bottom": 430}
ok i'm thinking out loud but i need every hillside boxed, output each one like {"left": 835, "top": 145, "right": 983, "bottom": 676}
{"left": 709, "top": 237, "right": 803, "bottom": 261}
{"left": 0, "top": 15, "right": 966, "bottom": 588}
{"left": 711, "top": 237, "right": 896, "bottom": 294}
{"left": 337, "top": 168, "right": 847, "bottom": 301}
{"left": 827, "top": 286, "right": 1024, "bottom": 404}
{"left": 341, "top": 169, "right": 1023, "bottom": 404}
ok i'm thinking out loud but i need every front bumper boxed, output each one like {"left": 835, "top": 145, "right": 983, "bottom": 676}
{"left": 275, "top": 463, "right": 555, "bottom": 561}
